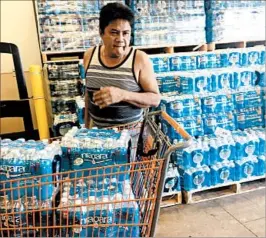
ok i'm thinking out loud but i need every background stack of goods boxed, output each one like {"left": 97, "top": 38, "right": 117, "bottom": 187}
{"left": 36, "top": 0, "right": 124, "bottom": 51}
{"left": 58, "top": 127, "right": 140, "bottom": 237}
{"left": 0, "top": 138, "right": 61, "bottom": 237}
{"left": 150, "top": 45, "right": 265, "bottom": 192}
{"left": 47, "top": 61, "right": 85, "bottom": 136}
{"left": 36, "top": 0, "right": 265, "bottom": 51}
{"left": 172, "top": 128, "right": 265, "bottom": 191}
{"left": 131, "top": 0, "right": 206, "bottom": 46}
{"left": 205, "top": 0, "right": 265, "bottom": 43}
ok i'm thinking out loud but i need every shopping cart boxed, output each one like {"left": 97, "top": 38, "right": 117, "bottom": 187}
{"left": 0, "top": 111, "right": 191, "bottom": 237}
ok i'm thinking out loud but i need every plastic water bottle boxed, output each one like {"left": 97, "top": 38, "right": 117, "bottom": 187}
{"left": 149, "top": 55, "right": 170, "bottom": 73}
{"left": 234, "top": 87, "right": 262, "bottom": 111}
{"left": 257, "top": 155, "right": 265, "bottom": 176}
{"left": 209, "top": 136, "right": 219, "bottom": 165}
{"left": 252, "top": 127, "right": 265, "bottom": 156}
{"left": 75, "top": 96, "right": 85, "bottom": 126}
{"left": 170, "top": 52, "right": 198, "bottom": 71}
{"left": 179, "top": 165, "right": 211, "bottom": 191}
{"left": 235, "top": 156, "right": 258, "bottom": 181}
{"left": 203, "top": 114, "right": 217, "bottom": 135}
{"left": 242, "top": 47, "right": 263, "bottom": 66}
{"left": 214, "top": 137, "right": 235, "bottom": 164}
{"left": 164, "top": 163, "right": 180, "bottom": 193}
{"left": 175, "top": 115, "right": 204, "bottom": 138}
{"left": 112, "top": 182, "right": 140, "bottom": 237}
{"left": 211, "top": 161, "right": 235, "bottom": 186}
{"left": 236, "top": 107, "right": 264, "bottom": 130}
{"left": 212, "top": 69, "right": 234, "bottom": 91}
{"left": 85, "top": 196, "right": 114, "bottom": 237}
{"left": 201, "top": 92, "right": 234, "bottom": 114}
{"left": 61, "top": 127, "right": 131, "bottom": 181}
{"left": 233, "top": 68, "right": 257, "bottom": 89}
{"left": 192, "top": 141, "right": 207, "bottom": 168}
{"left": 197, "top": 52, "right": 220, "bottom": 69}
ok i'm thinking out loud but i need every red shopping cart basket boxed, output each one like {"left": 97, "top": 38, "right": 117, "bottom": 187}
{"left": 0, "top": 111, "right": 191, "bottom": 237}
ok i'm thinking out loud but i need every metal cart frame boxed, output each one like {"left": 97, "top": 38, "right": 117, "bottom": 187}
{"left": 0, "top": 111, "right": 191, "bottom": 237}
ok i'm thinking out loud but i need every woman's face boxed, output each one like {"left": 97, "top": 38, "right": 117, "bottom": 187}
{"left": 100, "top": 19, "right": 131, "bottom": 58}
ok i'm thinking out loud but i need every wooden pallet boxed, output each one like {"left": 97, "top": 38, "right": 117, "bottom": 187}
{"left": 160, "top": 191, "right": 182, "bottom": 208}
{"left": 207, "top": 40, "right": 266, "bottom": 51}
{"left": 237, "top": 176, "right": 265, "bottom": 194}
{"left": 182, "top": 175, "right": 265, "bottom": 204}
{"left": 41, "top": 43, "right": 208, "bottom": 63}
{"left": 42, "top": 49, "right": 85, "bottom": 63}
{"left": 41, "top": 40, "right": 265, "bottom": 63}
{"left": 136, "top": 43, "right": 207, "bottom": 54}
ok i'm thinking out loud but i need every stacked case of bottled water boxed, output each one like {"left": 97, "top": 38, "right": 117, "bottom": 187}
{"left": 58, "top": 127, "right": 140, "bottom": 237}
{"left": 150, "top": 45, "right": 265, "bottom": 191}
{"left": 163, "top": 162, "right": 181, "bottom": 194}
{"left": 36, "top": 0, "right": 125, "bottom": 51}
{"left": 47, "top": 61, "right": 85, "bottom": 136}
{"left": 60, "top": 126, "right": 131, "bottom": 177}
{"left": 58, "top": 179, "right": 140, "bottom": 237}
{"left": 37, "top": 0, "right": 100, "bottom": 51}
{"left": 0, "top": 138, "right": 61, "bottom": 237}
{"left": 204, "top": 0, "right": 265, "bottom": 43}
{"left": 131, "top": 0, "right": 206, "bottom": 46}
{"left": 75, "top": 96, "right": 86, "bottom": 127}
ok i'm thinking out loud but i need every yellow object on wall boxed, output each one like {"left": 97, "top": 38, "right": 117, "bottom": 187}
{"left": 29, "top": 65, "right": 50, "bottom": 139}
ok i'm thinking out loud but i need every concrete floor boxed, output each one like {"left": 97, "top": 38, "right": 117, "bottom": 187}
{"left": 156, "top": 189, "right": 265, "bottom": 237}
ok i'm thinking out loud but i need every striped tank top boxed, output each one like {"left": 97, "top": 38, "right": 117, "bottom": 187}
{"left": 85, "top": 45, "right": 143, "bottom": 128}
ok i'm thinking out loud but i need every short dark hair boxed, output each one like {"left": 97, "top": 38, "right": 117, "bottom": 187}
{"left": 99, "top": 2, "right": 134, "bottom": 34}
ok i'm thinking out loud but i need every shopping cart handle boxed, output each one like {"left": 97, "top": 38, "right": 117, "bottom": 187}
{"left": 161, "top": 111, "right": 191, "bottom": 141}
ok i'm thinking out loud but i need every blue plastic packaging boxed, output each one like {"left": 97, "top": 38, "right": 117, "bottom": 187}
{"left": 241, "top": 47, "right": 263, "bottom": 66}
{"left": 201, "top": 92, "right": 234, "bottom": 114}
{"left": 203, "top": 112, "right": 236, "bottom": 135}
{"left": 176, "top": 115, "right": 204, "bottom": 138}
{"left": 156, "top": 73, "right": 180, "bottom": 93}
{"left": 233, "top": 68, "right": 257, "bottom": 89}
{"left": 163, "top": 163, "right": 181, "bottom": 192}
{"left": 60, "top": 127, "right": 131, "bottom": 181}
{"left": 175, "top": 139, "right": 210, "bottom": 169}
{"left": 211, "top": 69, "right": 234, "bottom": 91}
{"left": 179, "top": 165, "right": 211, "bottom": 191}
{"left": 257, "top": 156, "right": 265, "bottom": 176}
{"left": 86, "top": 200, "right": 115, "bottom": 237}
{"left": 161, "top": 94, "right": 201, "bottom": 118}
{"left": 178, "top": 71, "right": 212, "bottom": 94}
{"left": 170, "top": 53, "right": 198, "bottom": 71}
{"left": 197, "top": 52, "right": 221, "bottom": 69}
{"left": 209, "top": 136, "right": 236, "bottom": 165}
{"left": 232, "top": 131, "right": 260, "bottom": 160}
{"left": 211, "top": 161, "right": 235, "bottom": 186}
{"left": 149, "top": 55, "right": 170, "bottom": 73}
{"left": 235, "top": 107, "right": 264, "bottom": 130}
{"left": 235, "top": 157, "right": 259, "bottom": 181}
{"left": 233, "top": 87, "right": 262, "bottom": 110}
